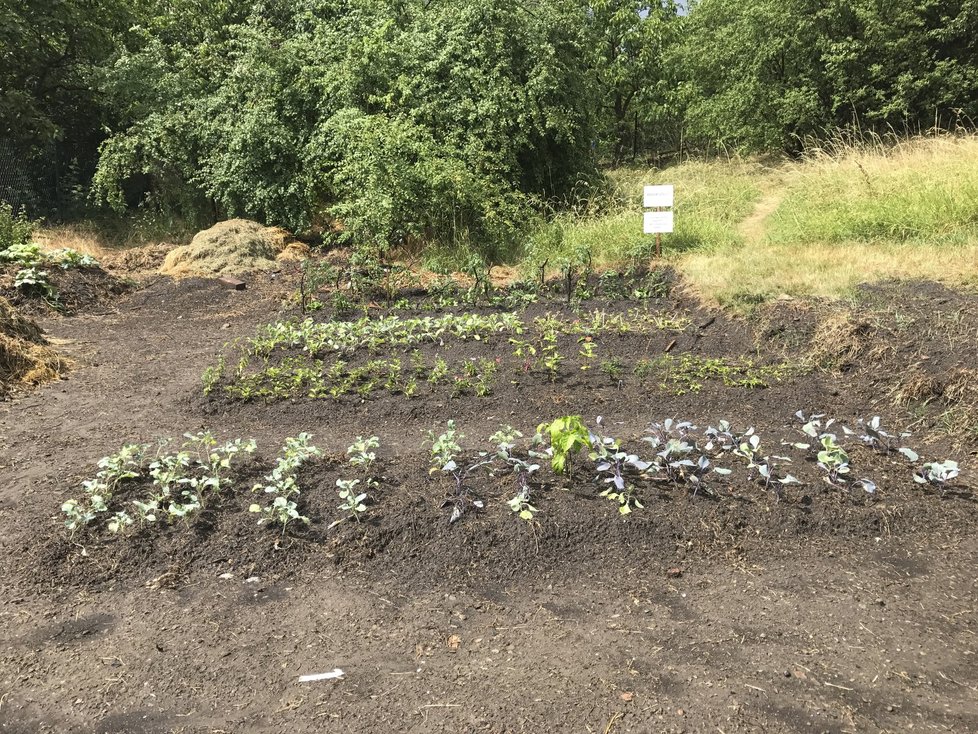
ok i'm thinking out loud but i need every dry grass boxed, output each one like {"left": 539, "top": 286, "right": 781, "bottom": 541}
{"left": 680, "top": 239, "right": 978, "bottom": 307}
{"left": 0, "top": 297, "right": 70, "bottom": 394}
{"left": 33, "top": 223, "right": 117, "bottom": 260}
{"left": 892, "top": 365, "right": 978, "bottom": 441}
{"left": 159, "top": 219, "right": 295, "bottom": 277}
{"left": 805, "top": 309, "right": 889, "bottom": 371}
{"left": 670, "top": 134, "right": 978, "bottom": 308}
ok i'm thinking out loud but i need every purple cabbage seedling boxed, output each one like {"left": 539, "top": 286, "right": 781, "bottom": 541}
{"left": 427, "top": 421, "right": 488, "bottom": 523}
{"left": 857, "top": 416, "right": 918, "bottom": 461}
{"left": 686, "top": 455, "right": 732, "bottom": 497}
{"left": 592, "top": 416, "right": 654, "bottom": 496}
{"left": 489, "top": 427, "right": 541, "bottom": 523}
{"left": 730, "top": 431, "right": 800, "bottom": 500}
{"left": 914, "top": 460, "right": 959, "bottom": 490}
{"left": 793, "top": 412, "right": 876, "bottom": 494}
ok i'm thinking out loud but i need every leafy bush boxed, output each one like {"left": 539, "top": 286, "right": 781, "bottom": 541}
{"left": 536, "top": 416, "right": 591, "bottom": 475}
{"left": 0, "top": 204, "right": 36, "bottom": 252}
{"left": 93, "top": 0, "right": 597, "bottom": 268}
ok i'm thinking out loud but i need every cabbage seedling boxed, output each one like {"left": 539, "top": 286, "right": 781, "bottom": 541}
{"left": 330, "top": 479, "right": 369, "bottom": 527}
{"left": 914, "top": 460, "right": 960, "bottom": 489}
{"left": 489, "top": 427, "right": 541, "bottom": 517}
{"left": 508, "top": 492, "right": 538, "bottom": 522}
{"left": 347, "top": 436, "right": 380, "bottom": 468}
{"left": 600, "top": 483, "right": 644, "bottom": 515}
{"left": 857, "top": 416, "right": 918, "bottom": 460}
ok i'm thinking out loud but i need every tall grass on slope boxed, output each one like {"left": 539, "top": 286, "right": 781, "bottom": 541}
{"left": 525, "top": 160, "right": 763, "bottom": 273}
{"left": 680, "top": 135, "right": 978, "bottom": 308}
{"left": 769, "top": 135, "right": 978, "bottom": 245}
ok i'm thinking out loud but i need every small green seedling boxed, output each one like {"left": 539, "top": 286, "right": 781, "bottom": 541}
{"left": 347, "top": 436, "right": 380, "bottom": 468}
{"left": 914, "top": 460, "right": 959, "bottom": 488}
{"left": 508, "top": 492, "right": 538, "bottom": 522}
{"left": 330, "top": 478, "right": 369, "bottom": 528}
{"left": 600, "top": 484, "right": 644, "bottom": 515}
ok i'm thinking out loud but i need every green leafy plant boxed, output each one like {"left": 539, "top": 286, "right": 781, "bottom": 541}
{"left": 427, "top": 420, "right": 491, "bottom": 523}
{"left": 250, "top": 434, "right": 321, "bottom": 533}
{"left": 507, "top": 493, "right": 538, "bottom": 522}
{"left": 600, "top": 483, "right": 644, "bottom": 515}
{"left": 331, "top": 436, "right": 382, "bottom": 528}
{"left": 536, "top": 415, "right": 591, "bottom": 475}
{"left": 347, "top": 436, "right": 380, "bottom": 468}
{"left": 599, "top": 357, "right": 624, "bottom": 381}
{"left": 914, "top": 460, "right": 959, "bottom": 489}
{"left": 51, "top": 248, "right": 99, "bottom": 269}
{"left": 62, "top": 444, "right": 147, "bottom": 532}
{"left": 488, "top": 426, "right": 542, "bottom": 523}
{"left": 428, "top": 420, "right": 463, "bottom": 471}
{"left": 0, "top": 203, "right": 36, "bottom": 253}
{"left": 331, "top": 479, "right": 369, "bottom": 528}
{"left": 578, "top": 337, "right": 596, "bottom": 370}
{"left": 14, "top": 266, "right": 56, "bottom": 300}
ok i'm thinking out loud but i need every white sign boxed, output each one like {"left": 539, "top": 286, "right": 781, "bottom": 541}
{"left": 643, "top": 185, "right": 674, "bottom": 209}
{"left": 644, "top": 211, "right": 674, "bottom": 234}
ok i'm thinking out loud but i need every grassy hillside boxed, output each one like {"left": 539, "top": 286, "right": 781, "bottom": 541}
{"left": 570, "top": 134, "right": 978, "bottom": 308}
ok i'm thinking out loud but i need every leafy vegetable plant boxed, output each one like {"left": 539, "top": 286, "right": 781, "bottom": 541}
{"left": 250, "top": 434, "right": 321, "bottom": 532}
{"left": 914, "top": 460, "right": 959, "bottom": 489}
{"left": 536, "top": 415, "right": 590, "bottom": 475}
{"left": 427, "top": 421, "right": 488, "bottom": 523}
{"left": 332, "top": 436, "right": 382, "bottom": 528}
{"left": 489, "top": 426, "right": 542, "bottom": 523}
{"left": 857, "top": 416, "right": 918, "bottom": 461}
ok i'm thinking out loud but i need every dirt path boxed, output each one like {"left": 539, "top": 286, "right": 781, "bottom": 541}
{"left": 738, "top": 186, "right": 785, "bottom": 244}
{"left": 1, "top": 275, "right": 977, "bottom": 733}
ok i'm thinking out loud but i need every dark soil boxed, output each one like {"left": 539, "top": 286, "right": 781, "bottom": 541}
{"left": 1, "top": 270, "right": 976, "bottom": 733}
{"left": 0, "top": 264, "right": 133, "bottom": 316}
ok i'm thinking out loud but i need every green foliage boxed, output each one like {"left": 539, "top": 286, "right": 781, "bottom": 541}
{"left": 0, "top": 204, "right": 36, "bottom": 251}
{"left": 251, "top": 434, "right": 321, "bottom": 532}
{"left": 678, "top": 0, "right": 978, "bottom": 153}
{"left": 0, "top": 0, "right": 134, "bottom": 200}
{"left": 61, "top": 434, "right": 257, "bottom": 534}
{"left": 536, "top": 415, "right": 591, "bottom": 475}
{"left": 768, "top": 139, "right": 978, "bottom": 245}
{"left": 92, "top": 0, "right": 598, "bottom": 265}
{"left": 7, "top": 0, "right": 978, "bottom": 239}
{"left": 428, "top": 420, "right": 463, "bottom": 472}
{"left": 1, "top": 214, "right": 101, "bottom": 303}
{"left": 599, "top": 483, "right": 644, "bottom": 515}
{"left": 585, "top": 1, "right": 682, "bottom": 160}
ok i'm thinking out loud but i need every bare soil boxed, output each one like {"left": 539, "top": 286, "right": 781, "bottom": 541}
{"left": 1, "top": 269, "right": 976, "bottom": 733}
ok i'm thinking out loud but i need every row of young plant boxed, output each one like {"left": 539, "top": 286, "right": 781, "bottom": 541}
{"left": 245, "top": 309, "right": 689, "bottom": 359}
{"left": 204, "top": 353, "right": 501, "bottom": 400}
{"left": 205, "top": 337, "right": 786, "bottom": 401}
{"left": 61, "top": 413, "right": 962, "bottom": 543}
{"left": 296, "top": 257, "right": 670, "bottom": 316}
{"left": 425, "top": 411, "right": 961, "bottom": 522}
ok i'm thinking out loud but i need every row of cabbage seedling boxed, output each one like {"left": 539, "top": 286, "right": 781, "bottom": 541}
{"left": 60, "top": 413, "right": 960, "bottom": 540}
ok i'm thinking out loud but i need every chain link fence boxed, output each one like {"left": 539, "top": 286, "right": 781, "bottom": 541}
{"left": 0, "top": 140, "right": 63, "bottom": 217}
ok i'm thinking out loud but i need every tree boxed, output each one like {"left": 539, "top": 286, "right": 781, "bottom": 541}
{"left": 585, "top": 1, "right": 680, "bottom": 161}
{"left": 0, "top": 0, "right": 133, "bottom": 210}
{"left": 677, "top": 0, "right": 978, "bottom": 153}
{"left": 93, "top": 0, "right": 599, "bottom": 264}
